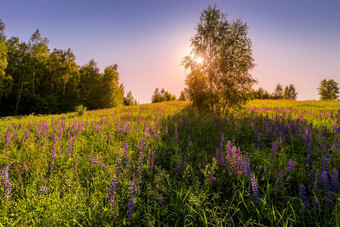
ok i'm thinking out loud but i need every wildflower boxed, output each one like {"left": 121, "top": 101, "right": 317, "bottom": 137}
{"left": 244, "top": 155, "right": 251, "bottom": 176}
{"left": 23, "top": 129, "right": 29, "bottom": 141}
{"left": 331, "top": 168, "right": 338, "bottom": 192}
{"left": 150, "top": 146, "right": 154, "bottom": 171}
{"left": 39, "top": 186, "right": 47, "bottom": 197}
{"left": 116, "top": 157, "right": 121, "bottom": 178}
{"left": 1, "top": 165, "right": 12, "bottom": 202}
{"left": 108, "top": 175, "right": 117, "bottom": 212}
{"left": 67, "top": 138, "right": 75, "bottom": 158}
{"left": 287, "top": 159, "right": 294, "bottom": 172}
{"left": 322, "top": 171, "right": 330, "bottom": 191}
{"left": 270, "top": 142, "right": 278, "bottom": 162}
{"left": 237, "top": 152, "right": 243, "bottom": 174}
{"left": 250, "top": 173, "right": 259, "bottom": 202}
{"left": 127, "top": 180, "right": 134, "bottom": 221}
{"left": 313, "top": 196, "right": 319, "bottom": 209}
{"left": 310, "top": 170, "right": 315, "bottom": 184}
{"left": 210, "top": 172, "right": 217, "bottom": 185}
{"left": 215, "top": 150, "right": 219, "bottom": 164}
{"left": 327, "top": 191, "right": 335, "bottom": 208}
{"left": 220, "top": 152, "right": 226, "bottom": 166}
{"left": 18, "top": 162, "right": 26, "bottom": 180}
{"left": 316, "top": 171, "right": 322, "bottom": 191}
{"left": 299, "top": 184, "right": 310, "bottom": 208}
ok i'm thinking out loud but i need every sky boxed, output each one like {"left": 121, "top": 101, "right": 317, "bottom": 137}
{"left": 1, "top": 0, "right": 340, "bottom": 103}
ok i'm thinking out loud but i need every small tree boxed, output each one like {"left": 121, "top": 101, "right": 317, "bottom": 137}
{"left": 283, "top": 84, "right": 298, "bottom": 100}
{"left": 273, "top": 83, "right": 283, "bottom": 99}
{"left": 318, "top": 79, "right": 339, "bottom": 100}
{"left": 182, "top": 5, "right": 256, "bottom": 113}
{"left": 124, "top": 90, "right": 135, "bottom": 106}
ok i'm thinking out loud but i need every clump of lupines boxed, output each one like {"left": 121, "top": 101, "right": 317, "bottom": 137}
{"left": 67, "top": 138, "right": 75, "bottom": 158}
{"left": 39, "top": 186, "right": 47, "bottom": 197}
{"left": 127, "top": 180, "right": 134, "bottom": 221}
{"left": 1, "top": 165, "right": 12, "bottom": 202}
{"left": 244, "top": 155, "right": 251, "bottom": 176}
{"left": 108, "top": 175, "right": 117, "bottom": 213}
{"left": 327, "top": 191, "right": 335, "bottom": 208}
{"left": 299, "top": 184, "right": 310, "bottom": 207}
{"left": 210, "top": 172, "right": 217, "bottom": 185}
{"left": 23, "top": 129, "right": 29, "bottom": 142}
{"left": 270, "top": 142, "right": 278, "bottom": 162}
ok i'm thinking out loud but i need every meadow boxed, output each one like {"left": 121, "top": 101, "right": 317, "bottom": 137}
{"left": 0, "top": 100, "right": 339, "bottom": 226}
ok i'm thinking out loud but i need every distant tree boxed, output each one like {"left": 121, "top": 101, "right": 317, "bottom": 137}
{"left": 182, "top": 6, "right": 256, "bottom": 113}
{"left": 101, "top": 64, "right": 124, "bottom": 108}
{"left": 124, "top": 90, "right": 135, "bottom": 106}
{"left": 152, "top": 87, "right": 176, "bottom": 103}
{"left": 283, "top": 84, "right": 298, "bottom": 100}
{"left": 318, "top": 79, "right": 339, "bottom": 100}
{"left": 273, "top": 83, "right": 283, "bottom": 99}
{"left": 178, "top": 89, "right": 188, "bottom": 101}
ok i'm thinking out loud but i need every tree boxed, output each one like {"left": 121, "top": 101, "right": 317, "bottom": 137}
{"left": 151, "top": 88, "right": 176, "bottom": 103}
{"left": 273, "top": 83, "right": 283, "bottom": 99}
{"left": 283, "top": 84, "right": 298, "bottom": 100}
{"left": 318, "top": 79, "right": 339, "bottom": 100}
{"left": 178, "top": 89, "right": 189, "bottom": 101}
{"left": 124, "top": 90, "right": 135, "bottom": 106}
{"left": 0, "top": 19, "right": 11, "bottom": 100}
{"left": 182, "top": 5, "right": 256, "bottom": 113}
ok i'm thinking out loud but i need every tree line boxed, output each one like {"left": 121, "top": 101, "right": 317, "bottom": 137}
{"left": 252, "top": 84, "right": 298, "bottom": 100}
{"left": 0, "top": 19, "right": 136, "bottom": 116}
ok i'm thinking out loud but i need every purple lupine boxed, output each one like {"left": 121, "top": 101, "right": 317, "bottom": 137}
{"left": 331, "top": 168, "right": 338, "bottom": 192}
{"left": 250, "top": 173, "right": 259, "bottom": 202}
{"left": 220, "top": 133, "right": 225, "bottom": 152}
{"left": 116, "top": 157, "right": 121, "bottom": 178}
{"left": 202, "top": 157, "right": 206, "bottom": 169}
{"left": 50, "top": 133, "right": 57, "bottom": 171}
{"left": 321, "top": 157, "right": 329, "bottom": 174}
{"left": 108, "top": 175, "right": 117, "bottom": 212}
{"left": 150, "top": 146, "right": 154, "bottom": 171}
{"left": 1, "top": 165, "right": 12, "bottom": 202}
{"left": 313, "top": 196, "right": 319, "bottom": 209}
{"left": 175, "top": 154, "right": 181, "bottom": 176}
{"left": 74, "top": 157, "right": 78, "bottom": 169}
{"left": 136, "top": 138, "right": 146, "bottom": 181}
{"left": 244, "top": 155, "right": 251, "bottom": 176}
{"left": 299, "top": 184, "right": 310, "bottom": 208}
{"left": 235, "top": 152, "right": 242, "bottom": 174}
{"left": 174, "top": 123, "right": 178, "bottom": 145}
{"left": 67, "top": 138, "right": 75, "bottom": 158}
{"left": 23, "top": 129, "right": 29, "bottom": 142}
{"left": 220, "top": 152, "right": 226, "bottom": 166}
{"left": 316, "top": 171, "right": 323, "bottom": 191}
{"left": 215, "top": 150, "right": 220, "bottom": 164}
{"left": 39, "top": 186, "right": 47, "bottom": 197}
{"left": 210, "top": 172, "right": 217, "bottom": 185}
{"left": 310, "top": 170, "right": 315, "bottom": 184}
{"left": 3, "top": 137, "right": 11, "bottom": 152}
{"left": 18, "top": 162, "right": 26, "bottom": 180}
{"left": 287, "top": 159, "right": 294, "bottom": 172}
{"left": 322, "top": 171, "right": 330, "bottom": 191}
{"left": 127, "top": 180, "right": 134, "bottom": 221}
{"left": 327, "top": 191, "right": 335, "bottom": 208}
{"left": 270, "top": 142, "right": 278, "bottom": 162}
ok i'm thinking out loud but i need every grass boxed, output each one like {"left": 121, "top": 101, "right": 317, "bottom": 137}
{"left": 0, "top": 100, "right": 339, "bottom": 226}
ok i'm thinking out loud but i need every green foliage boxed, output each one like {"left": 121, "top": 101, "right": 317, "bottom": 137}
{"left": 0, "top": 100, "right": 339, "bottom": 226}
{"left": 318, "top": 79, "right": 339, "bottom": 100}
{"left": 152, "top": 88, "right": 176, "bottom": 103}
{"left": 178, "top": 89, "right": 188, "bottom": 101}
{"left": 283, "top": 84, "right": 298, "bottom": 100}
{"left": 182, "top": 5, "right": 257, "bottom": 113}
{"left": 75, "top": 104, "right": 87, "bottom": 116}
{"left": 124, "top": 90, "right": 136, "bottom": 106}
{"left": 273, "top": 83, "right": 283, "bottom": 99}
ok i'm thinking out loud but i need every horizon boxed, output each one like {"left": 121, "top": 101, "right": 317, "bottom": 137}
{"left": 1, "top": 0, "right": 340, "bottom": 103}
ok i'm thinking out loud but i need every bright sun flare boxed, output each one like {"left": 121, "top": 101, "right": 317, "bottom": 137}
{"left": 196, "top": 57, "right": 203, "bottom": 64}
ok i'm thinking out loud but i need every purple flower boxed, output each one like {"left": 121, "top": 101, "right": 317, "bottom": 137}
{"left": 215, "top": 150, "right": 219, "bottom": 164}
{"left": 108, "top": 176, "right": 117, "bottom": 212}
{"left": 237, "top": 152, "right": 243, "bottom": 174}
{"left": 210, "top": 172, "right": 217, "bottom": 185}
{"left": 270, "top": 142, "right": 278, "bottom": 162}
{"left": 1, "top": 165, "right": 12, "bottom": 202}
{"left": 287, "top": 159, "right": 294, "bottom": 172}
{"left": 331, "top": 168, "right": 338, "bottom": 192}
{"left": 68, "top": 138, "right": 75, "bottom": 158}
{"left": 39, "top": 186, "right": 47, "bottom": 197}
{"left": 322, "top": 171, "right": 330, "bottom": 191}
{"left": 23, "top": 129, "right": 29, "bottom": 142}
{"left": 127, "top": 180, "right": 134, "bottom": 221}
{"left": 150, "top": 146, "right": 154, "bottom": 171}
{"left": 244, "top": 155, "right": 251, "bottom": 176}
{"left": 299, "top": 184, "right": 310, "bottom": 208}
{"left": 327, "top": 191, "right": 335, "bottom": 208}
{"left": 250, "top": 173, "right": 259, "bottom": 202}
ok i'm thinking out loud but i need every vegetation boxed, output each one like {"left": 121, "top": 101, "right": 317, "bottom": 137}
{"left": 0, "top": 19, "right": 134, "bottom": 117}
{"left": 151, "top": 88, "right": 176, "bottom": 103}
{"left": 0, "top": 100, "right": 339, "bottom": 226}
{"left": 182, "top": 6, "right": 256, "bottom": 113}
{"left": 318, "top": 79, "right": 339, "bottom": 100}
{"left": 253, "top": 83, "right": 298, "bottom": 100}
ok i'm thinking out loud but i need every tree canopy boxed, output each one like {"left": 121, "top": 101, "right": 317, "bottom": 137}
{"left": 0, "top": 20, "right": 133, "bottom": 116}
{"left": 182, "top": 5, "right": 256, "bottom": 113}
{"left": 318, "top": 79, "right": 339, "bottom": 100}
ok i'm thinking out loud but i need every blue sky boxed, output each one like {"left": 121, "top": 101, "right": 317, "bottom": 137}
{"left": 1, "top": 0, "right": 340, "bottom": 103}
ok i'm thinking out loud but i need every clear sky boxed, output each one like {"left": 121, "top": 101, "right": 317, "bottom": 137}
{"left": 1, "top": 0, "right": 340, "bottom": 103}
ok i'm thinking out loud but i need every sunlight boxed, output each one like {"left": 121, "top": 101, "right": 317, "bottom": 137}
{"left": 196, "top": 57, "right": 203, "bottom": 64}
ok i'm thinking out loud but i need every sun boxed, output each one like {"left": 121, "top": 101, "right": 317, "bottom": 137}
{"left": 196, "top": 57, "right": 203, "bottom": 64}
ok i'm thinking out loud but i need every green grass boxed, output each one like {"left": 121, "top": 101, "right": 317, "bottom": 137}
{"left": 0, "top": 100, "right": 339, "bottom": 226}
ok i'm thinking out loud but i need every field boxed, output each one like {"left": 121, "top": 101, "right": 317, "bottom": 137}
{"left": 0, "top": 100, "right": 339, "bottom": 226}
